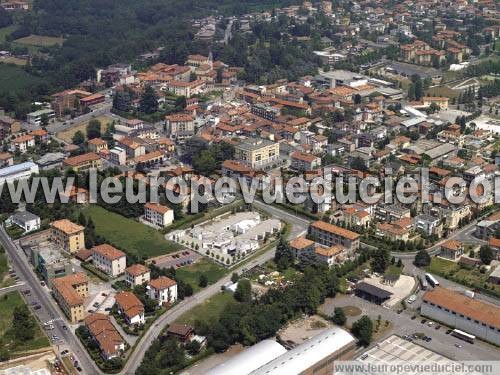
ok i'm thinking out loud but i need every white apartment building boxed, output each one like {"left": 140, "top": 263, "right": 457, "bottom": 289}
{"left": 125, "top": 264, "right": 151, "bottom": 287}
{"left": 148, "top": 277, "right": 177, "bottom": 306}
{"left": 144, "top": 203, "right": 174, "bottom": 228}
{"left": 91, "top": 244, "right": 126, "bottom": 277}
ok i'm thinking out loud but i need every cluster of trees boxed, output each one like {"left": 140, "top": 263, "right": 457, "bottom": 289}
{"left": 464, "top": 59, "right": 500, "bottom": 78}
{"left": 478, "top": 79, "right": 500, "bottom": 99}
{"left": 407, "top": 74, "right": 424, "bottom": 101}
{"left": 183, "top": 138, "right": 235, "bottom": 175}
{"left": 0, "top": 7, "right": 12, "bottom": 28}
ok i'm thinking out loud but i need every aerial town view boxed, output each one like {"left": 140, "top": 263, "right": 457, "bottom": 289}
{"left": 0, "top": 0, "right": 499, "bottom": 374}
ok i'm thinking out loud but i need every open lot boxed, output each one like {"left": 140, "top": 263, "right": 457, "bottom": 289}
{"left": 0, "top": 56, "right": 28, "bottom": 66}
{"left": 83, "top": 205, "right": 182, "bottom": 259}
{"left": 277, "top": 315, "right": 332, "bottom": 346}
{"left": 174, "top": 257, "right": 226, "bottom": 292}
{"left": 0, "top": 291, "right": 50, "bottom": 357}
{"left": 426, "top": 257, "right": 500, "bottom": 298}
{"left": 14, "top": 35, "right": 65, "bottom": 47}
{"left": 176, "top": 291, "right": 236, "bottom": 326}
{"left": 361, "top": 274, "right": 416, "bottom": 308}
{"left": 57, "top": 115, "right": 113, "bottom": 143}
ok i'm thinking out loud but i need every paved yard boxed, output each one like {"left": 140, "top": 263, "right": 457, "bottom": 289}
{"left": 320, "top": 294, "right": 499, "bottom": 361}
{"left": 361, "top": 274, "right": 416, "bottom": 308}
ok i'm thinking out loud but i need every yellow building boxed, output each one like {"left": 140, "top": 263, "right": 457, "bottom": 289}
{"left": 51, "top": 272, "right": 89, "bottom": 323}
{"left": 422, "top": 96, "right": 449, "bottom": 110}
{"left": 234, "top": 138, "right": 280, "bottom": 169}
{"left": 63, "top": 152, "right": 102, "bottom": 172}
{"left": 50, "top": 219, "right": 85, "bottom": 253}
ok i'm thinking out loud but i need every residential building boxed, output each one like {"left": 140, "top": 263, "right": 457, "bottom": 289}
{"left": 50, "top": 219, "right": 85, "bottom": 254}
{"left": 88, "top": 138, "right": 109, "bottom": 153}
{"left": 148, "top": 276, "right": 178, "bottom": 306}
{"left": 421, "top": 287, "right": 500, "bottom": 345}
{"left": 91, "top": 244, "right": 127, "bottom": 277}
{"left": 440, "top": 240, "right": 464, "bottom": 260}
{"left": 84, "top": 313, "right": 126, "bottom": 360}
{"left": 414, "top": 214, "right": 442, "bottom": 237}
{"left": 290, "top": 151, "right": 321, "bottom": 171}
{"left": 314, "top": 245, "right": 346, "bottom": 267}
{"left": 0, "top": 152, "right": 13, "bottom": 167}
{"left": 289, "top": 236, "right": 315, "bottom": 258}
{"left": 63, "top": 152, "right": 102, "bottom": 172}
{"left": 0, "top": 115, "right": 21, "bottom": 140}
{"left": 51, "top": 272, "right": 89, "bottom": 323}
{"left": 6, "top": 211, "right": 40, "bottom": 233}
{"left": 308, "top": 221, "right": 360, "bottom": 253}
{"left": 165, "top": 114, "right": 195, "bottom": 140}
{"left": 234, "top": 138, "right": 280, "bottom": 169}
{"left": 144, "top": 203, "right": 174, "bottom": 228}
{"left": 32, "top": 248, "right": 73, "bottom": 286}
{"left": 10, "top": 134, "right": 35, "bottom": 153}
{"left": 125, "top": 264, "right": 150, "bottom": 287}
{"left": 109, "top": 147, "right": 127, "bottom": 165}
{"left": 166, "top": 323, "right": 194, "bottom": 343}
{"left": 114, "top": 292, "right": 145, "bottom": 326}
{"left": 26, "top": 109, "right": 55, "bottom": 126}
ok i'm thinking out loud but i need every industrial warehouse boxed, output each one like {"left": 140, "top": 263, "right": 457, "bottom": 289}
{"left": 206, "top": 328, "right": 356, "bottom": 375}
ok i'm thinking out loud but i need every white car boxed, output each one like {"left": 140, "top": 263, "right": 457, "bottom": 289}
{"left": 428, "top": 322, "right": 434, "bottom": 327}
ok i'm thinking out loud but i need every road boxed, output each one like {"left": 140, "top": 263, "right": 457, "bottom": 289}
{"left": 119, "top": 201, "right": 308, "bottom": 374}
{"left": 0, "top": 225, "right": 101, "bottom": 375}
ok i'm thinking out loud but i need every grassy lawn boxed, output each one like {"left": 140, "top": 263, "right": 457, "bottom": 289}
{"left": 83, "top": 205, "right": 182, "bottom": 259}
{"left": 176, "top": 292, "right": 237, "bottom": 326}
{"left": 57, "top": 115, "right": 113, "bottom": 143}
{"left": 425, "top": 257, "right": 459, "bottom": 276}
{"left": 175, "top": 258, "right": 227, "bottom": 293}
{"left": 384, "top": 264, "right": 403, "bottom": 278}
{"left": 0, "top": 64, "right": 45, "bottom": 95}
{"left": 0, "top": 291, "right": 50, "bottom": 356}
{"left": 14, "top": 34, "right": 65, "bottom": 47}
{"left": 0, "top": 246, "right": 12, "bottom": 288}
{"left": 425, "top": 86, "right": 459, "bottom": 99}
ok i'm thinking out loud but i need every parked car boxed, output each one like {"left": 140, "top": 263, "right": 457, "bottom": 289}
{"left": 34, "top": 305, "right": 41, "bottom": 310}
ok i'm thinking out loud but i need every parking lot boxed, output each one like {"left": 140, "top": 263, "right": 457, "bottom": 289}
{"left": 320, "top": 294, "right": 499, "bottom": 361}
{"left": 148, "top": 249, "right": 200, "bottom": 270}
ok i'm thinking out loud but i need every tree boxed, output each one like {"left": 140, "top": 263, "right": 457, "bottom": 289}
{"left": 113, "top": 90, "right": 131, "bottom": 112}
{"left": 414, "top": 249, "right": 431, "bottom": 267}
{"left": 371, "top": 248, "right": 390, "bottom": 273}
{"left": 139, "top": 85, "right": 158, "bottom": 114}
{"left": 198, "top": 274, "right": 208, "bottom": 288}
{"left": 351, "top": 315, "right": 373, "bottom": 347}
{"left": 231, "top": 272, "right": 239, "bottom": 283}
{"left": 72, "top": 130, "right": 85, "bottom": 145}
{"left": 86, "top": 119, "right": 101, "bottom": 140}
{"left": 332, "top": 307, "right": 347, "bottom": 326}
{"left": 275, "top": 237, "right": 294, "bottom": 271}
{"left": 234, "top": 278, "right": 252, "bottom": 302}
{"left": 479, "top": 245, "right": 494, "bottom": 265}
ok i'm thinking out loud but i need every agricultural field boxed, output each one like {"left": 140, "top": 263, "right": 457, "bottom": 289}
{"left": 425, "top": 85, "right": 459, "bottom": 99}
{"left": 57, "top": 115, "right": 113, "bottom": 143}
{"left": 83, "top": 205, "right": 182, "bottom": 259}
{"left": 0, "top": 291, "right": 50, "bottom": 357}
{"left": 0, "top": 56, "right": 28, "bottom": 66}
{"left": 14, "top": 34, "right": 65, "bottom": 47}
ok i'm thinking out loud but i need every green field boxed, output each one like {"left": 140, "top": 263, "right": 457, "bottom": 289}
{"left": 83, "top": 205, "right": 182, "bottom": 259}
{"left": 0, "top": 64, "right": 44, "bottom": 95}
{"left": 0, "top": 291, "right": 50, "bottom": 357}
{"left": 426, "top": 257, "right": 459, "bottom": 275}
{"left": 14, "top": 34, "right": 65, "bottom": 47}
{"left": 0, "top": 246, "right": 10, "bottom": 288}
{"left": 176, "top": 258, "right": 227, "bottom": 292}
{"left": 176, "top": 292, "right": 236, "bottom": 326}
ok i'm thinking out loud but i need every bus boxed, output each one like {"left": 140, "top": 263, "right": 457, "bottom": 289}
{"left": 420, "top": 274, "right": 429, "bottom": 290}
{"left": 451, "top": 329, "right": 475, "bottom": 343}
{"left": 425, "top": 273, "right": 439, "bottom": 287}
